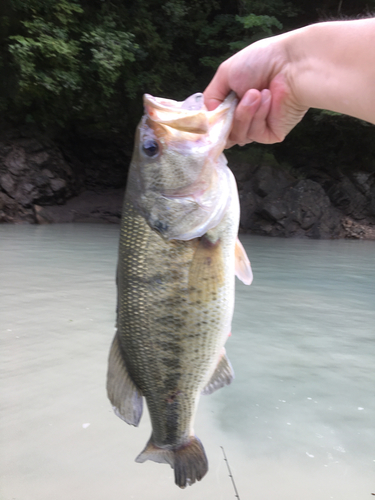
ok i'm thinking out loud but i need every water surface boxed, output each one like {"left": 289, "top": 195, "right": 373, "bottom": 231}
{"left": 1, "top": 224, "right": 374, "bottom": 500}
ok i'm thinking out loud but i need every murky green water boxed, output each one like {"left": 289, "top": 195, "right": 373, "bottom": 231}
{"left": 1, "top": 224, "right": 374, "bottom": 500}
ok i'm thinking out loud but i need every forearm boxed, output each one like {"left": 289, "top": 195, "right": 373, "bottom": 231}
{"left": 285, "top": 19, "right": 375, "bottom": 124}
{"left": 204, "top": 18, "right": 375, "bottom": 145}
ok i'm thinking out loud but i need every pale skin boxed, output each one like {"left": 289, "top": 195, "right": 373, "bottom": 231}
{"left": 203, "top": 18, "right": 375, "bottom": 147}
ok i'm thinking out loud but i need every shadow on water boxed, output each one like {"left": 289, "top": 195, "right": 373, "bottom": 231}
{"left": 1, "top": 225, "right": 374, "bottom": 500}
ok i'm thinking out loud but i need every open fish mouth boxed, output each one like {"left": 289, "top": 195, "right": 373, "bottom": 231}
{"left": 143, "top": 92, "right": 238, "bottom": 135}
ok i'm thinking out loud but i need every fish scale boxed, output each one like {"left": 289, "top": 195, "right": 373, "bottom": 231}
{"left": 117, "top": 201, "right": 234, "bottom": 437}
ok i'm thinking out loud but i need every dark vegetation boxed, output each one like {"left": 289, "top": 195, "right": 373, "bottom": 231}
{"left": 0, "top": 0, "right": 375, "bottom": 235}
{"left": 0, "top": 0, "right": 374, "bottom": 142}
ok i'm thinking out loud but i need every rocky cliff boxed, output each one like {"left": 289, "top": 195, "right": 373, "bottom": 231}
{"left": 229, "top": 155, "right": 374, "bottom": 240}
{"left": 1, "top": 126, "right": 375, "bottom": 239}
{"left": 0, "top": 127, "right": 127, "bottom": 224}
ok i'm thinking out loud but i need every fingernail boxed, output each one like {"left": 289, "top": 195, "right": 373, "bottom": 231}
{"left": 242, "top": 90, "right": 259, "bottom": 107}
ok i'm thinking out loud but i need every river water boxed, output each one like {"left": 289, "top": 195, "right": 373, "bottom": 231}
{"left": 1, "top": 223, "right": 374, "bottom": 500}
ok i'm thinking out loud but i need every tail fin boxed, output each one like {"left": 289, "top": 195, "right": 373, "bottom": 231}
{"left": 174, "top": 436, "right": 208, "bottom": 488}
{"left": 135, "top": 435, "right": 208, "bottom": 488}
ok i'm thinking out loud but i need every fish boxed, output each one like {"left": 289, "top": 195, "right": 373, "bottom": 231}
{"left": 106, "top": 91, "right": 253, "bottom": 488}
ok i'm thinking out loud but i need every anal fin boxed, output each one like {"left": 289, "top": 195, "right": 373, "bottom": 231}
{"left": 106, "top": 331, "right": 143, "bottom": 426}
{"left": 202, "top": 348, "right": 234, "bottom": 395}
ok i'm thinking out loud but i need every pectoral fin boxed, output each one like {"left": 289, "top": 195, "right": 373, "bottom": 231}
{"left": 106, "top": 331, "right": 143, "bottom": 426}
{"left": 235, "top": 237, "right": 253, "bottom": 285}
{"left": 202, "top": 348, "right": 234, "bottom": 395}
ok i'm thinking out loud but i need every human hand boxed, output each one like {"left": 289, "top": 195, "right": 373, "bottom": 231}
{"left": 203, "top": 35, "right": 308, "bottom": 147}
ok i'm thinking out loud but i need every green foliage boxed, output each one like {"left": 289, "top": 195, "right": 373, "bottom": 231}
{"left": 80, "top": 25, "right": 137, "bottom": 95}
{"left": 239, "top": 0, "right": 294, "bottom": 15}
{"left": 1, "top": 0, "right": 293, "bottom": 135}
{"left": 4, "top": 1, "right": 142, "bottom": 128}
{"left": 9, "top": 21, "right": 82, "bottom": 94}
{"left": 0, "top": 0, "right": 374, "bottom": 152}
{"left": 237, "top": 13, "right": 283, "bottom": 34}
{"left": 229, "top": 13, "right": 283, "bottom": 49}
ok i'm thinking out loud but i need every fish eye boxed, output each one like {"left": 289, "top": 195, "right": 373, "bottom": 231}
{"left": 142, "top": 140, "right": 159, "bottom": 157}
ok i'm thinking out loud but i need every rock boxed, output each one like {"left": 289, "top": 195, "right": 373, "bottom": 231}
{"left": 29, "top": 151, "right": 50, "bottom": 166}
{"left": 252, "top": 164, "right": 294, "bottom": 198}
{"left": 0, "top": 130, "right": 84, "bottom": 221}
{"left": 370, "top": 184, "right": 375, "bottom": 216}
{"left": 0, "top": 173, "right": 15, "bottom": 194}
{"left": 229, "top": 161, "right": 258, "bottom": 183}
{"left": 33, "top": 189, "right": 124, "bottom": 224}
{"left": 4, "top": 147, "right": 27, "bottom": 174}
{"left": 235, "top": 162, "right": 344, "bottom": 238}
{"left": 239, "top": 189, "right": 258, "bottom": 229}
{"left": 0, "top": 191, "right": 35, "bottom": 223}
{"left": 236, "top": 163, "right": 297, "bottom": 232}
{"left": 350, "top": 171, "right": 373, "bottom": 197}
{"left": 342, "top": 217, "right": 375, "bottom": 239}
{"left": 50, "top": 178, "right": 67, "bottom": 192}
{"left": 326, "top": 176, "right": 369, "bottom": 219}
{"left": 286, "top": 179, "right": 343, "bottom": 238}
{"left": 1, "top": 125, "right": 375, "bottom": 239}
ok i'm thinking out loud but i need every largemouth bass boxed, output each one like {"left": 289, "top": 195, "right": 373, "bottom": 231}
{"left": 107, "top": 91, "right": 253, "bottom": 488}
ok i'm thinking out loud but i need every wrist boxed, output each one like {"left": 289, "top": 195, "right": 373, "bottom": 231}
{"left": 280, "top": 25, "right": 313, "bottom": 111}
{"left": 281, "top": 19, "right": 375, "bottom": 123}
